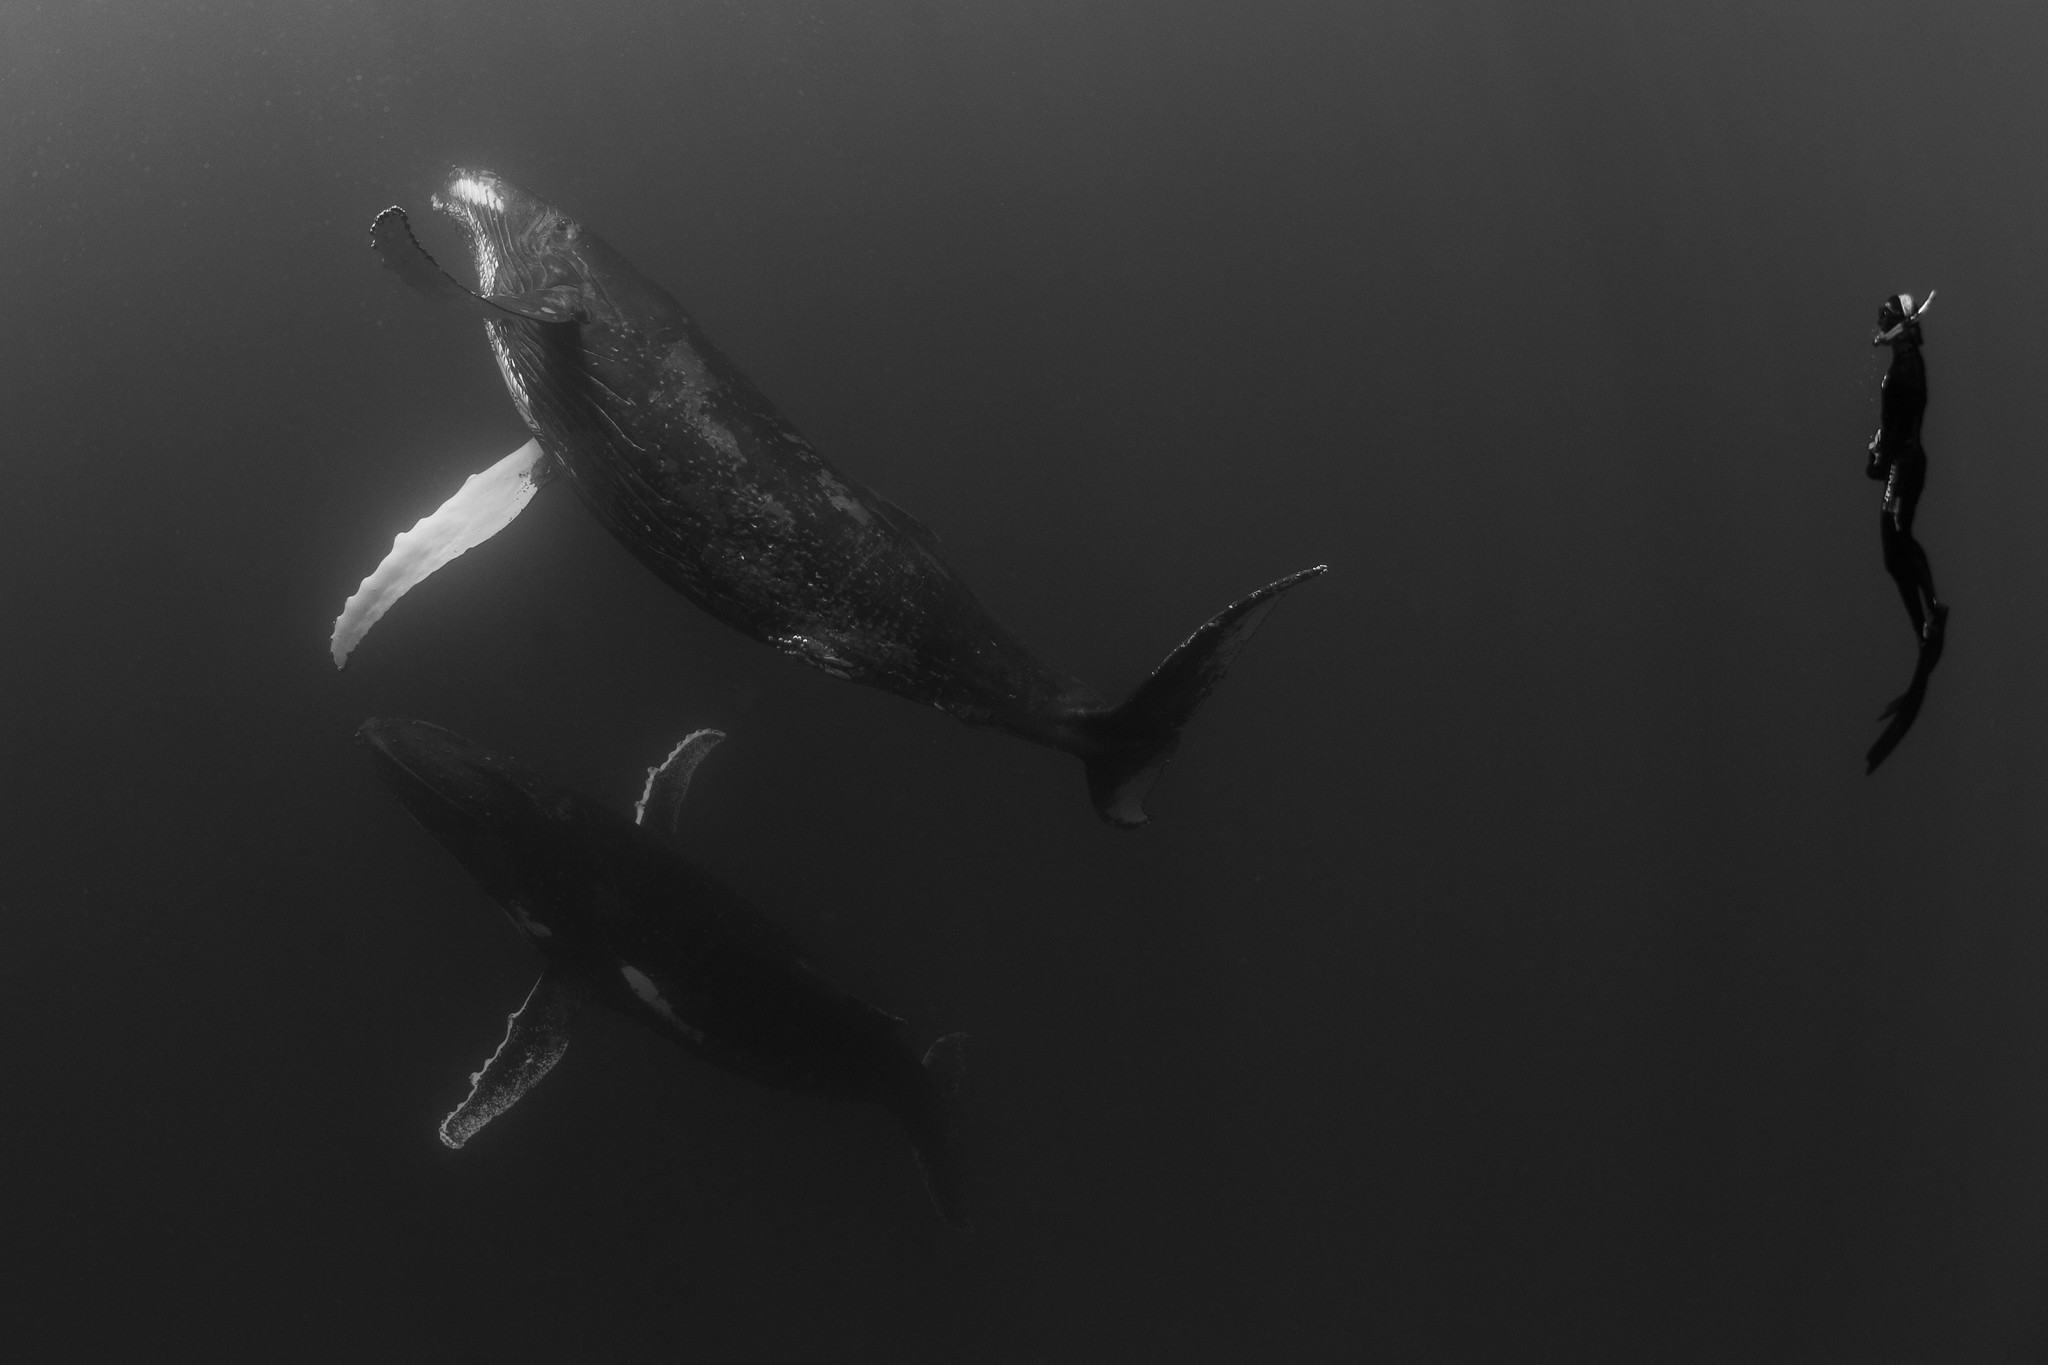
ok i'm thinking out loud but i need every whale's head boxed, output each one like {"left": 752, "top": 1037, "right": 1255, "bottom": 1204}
{"left": 431, "top": 168, "right": 590, "bottom": 299}
{"left": 359, "top": 717, "right": 540, "bottom": 833}
{"left": 357, "top": 718, "right": 628, "bottom": 951}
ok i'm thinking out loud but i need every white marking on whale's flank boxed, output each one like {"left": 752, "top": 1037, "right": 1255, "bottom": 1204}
{"left": 620, "top": 964, "right": 705, "bottom": 1043}
{"left": 771, "top": 632, "right": 853, "bottom": 680}
{"left": 706, "top": 422, "right": 742, "bottom": 463}
{"left": 817, "top": 471, "right": 871, "bottom": 525}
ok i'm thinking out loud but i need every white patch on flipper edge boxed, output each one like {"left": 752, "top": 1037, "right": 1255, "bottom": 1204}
{"left": 620, "top": 964, "right": 705, "bottom": 1043}
{"left": 817, "top": 471, "right": 871, "bottom": 525}
{"left": 330, "top": 439, "right": 545, "bottom": 667}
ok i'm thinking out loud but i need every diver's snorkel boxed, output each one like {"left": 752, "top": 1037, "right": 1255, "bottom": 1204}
{"left": 1874, "top": 290, "right": 1935, "bottom": 346}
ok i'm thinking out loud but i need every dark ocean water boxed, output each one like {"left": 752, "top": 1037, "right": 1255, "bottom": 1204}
{"left": 6, "top": 1, "right": 2048, "bottom": 1359}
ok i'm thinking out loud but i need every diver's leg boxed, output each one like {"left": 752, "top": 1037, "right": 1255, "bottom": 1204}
{"left": 1890, "top": 466, "right": 1944, "bottom": 636}
{"left": 1906, "top": 537, "right": 1943, "bottom": 636}
{"left": 1879, "top": 465, "right": 1925, "bottom": 635}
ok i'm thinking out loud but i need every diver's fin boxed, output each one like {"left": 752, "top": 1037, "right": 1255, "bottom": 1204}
{"left": 331, "top": 439, "right": 549, "bottom": 667}
{"left": 1865, "top": 604, "right": 1949, "bottom": 774}
{"left": 907, "top": 1032, "right": 969, "bottom": 1229}
{"left": 1077, "top": 564, "right": 1328, "bottom": 827}
{"left": 439, "top": 970, "right": 583, "bottom": 1150}
{"left": 369, "top": 206, "right": 583, "bottom": 323}
{"left": 633, "top": 729, "right": 727, "bottom": 837}
{"left": 1865, "top": 683, "right": 1925, "bottom": 774}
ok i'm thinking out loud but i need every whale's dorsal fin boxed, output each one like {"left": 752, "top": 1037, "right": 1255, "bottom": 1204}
{"left": 439, "top": 968, "right": 583, "bottom": 1149}
{"left": 330, "top": 439, "right": 550, "bottom": 667}
{"left": 634, "top": 729, "right": 727, "bottom": 838}
{"left": 370, "top": 206, "right": 583, "bottom": 324}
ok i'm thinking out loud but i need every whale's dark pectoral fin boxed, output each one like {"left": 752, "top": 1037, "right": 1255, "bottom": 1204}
{"left": 369, "top": 206, "right": 582, "bottom": 323}
{"left": 331, "top": 440, "right": 549, "bottom": 667}
{"left": 634, "top": 728, "right": 727, "bottom": 837}
{"left": 371, "top": 206, "right": 482, "bottom": 310}
{"left": 906, "top": 1032, "right": 970, "bottom": 1229}
{"left": 1865, "top": 606, "right": 1950, "bottom": 775}
{"left": 1078, "top": 564, "right": 1329, "bottom": 828}
{"left": 440, "top": 970, "right": 583, "bottom": 1150}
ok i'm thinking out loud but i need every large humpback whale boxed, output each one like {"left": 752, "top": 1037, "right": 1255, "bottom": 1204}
{"left": 334, "top": 168, "right": 1326, "bottom": 826}
{"left": 359, "top": 718, "right": 969, "bottom": 1224}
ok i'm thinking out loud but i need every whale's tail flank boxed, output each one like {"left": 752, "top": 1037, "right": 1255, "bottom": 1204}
{"left": 904, "top": 1032, "right": 970, "bottom": 1229}
{"left": 1077, "top": 564, "right": 1328, "bottom": 828}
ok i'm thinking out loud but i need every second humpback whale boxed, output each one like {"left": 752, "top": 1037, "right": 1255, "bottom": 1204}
{"left": 334, "top": 168, "right": 1327, "bottom": 826}
{"left": 359, "top": 718, "right": 969, "bottom": 1224}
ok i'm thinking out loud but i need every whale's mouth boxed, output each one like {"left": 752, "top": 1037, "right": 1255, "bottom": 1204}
{"left": 443, "top": 171, "right": 506, "bottom": 215}
{"left": 358, "top": 717, "right": 529, "bottom": 827}
{"left": 427, "top": 167, "right": 585, "bottom": 309}
{"left": 432, "top": 168, "right": 530, "bottom": 296}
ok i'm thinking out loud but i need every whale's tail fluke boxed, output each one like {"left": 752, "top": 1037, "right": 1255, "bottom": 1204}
{"left": 902, "top": 1032, "right": 970, "bottom": 1229}
{"left": 1075, "top": 565, "right": 1328, "bottom": 828}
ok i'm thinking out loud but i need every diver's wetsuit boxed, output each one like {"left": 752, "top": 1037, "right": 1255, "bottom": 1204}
{"left": 1861, "top": 295, "right": 1948, "bottom": 774}
{"left": 1867, "top": 322, "right": 1941, "bottom": 639}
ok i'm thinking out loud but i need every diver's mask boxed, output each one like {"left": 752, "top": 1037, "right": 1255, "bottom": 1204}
{"left": 1875, "top": 290, "right": 1934, "bottom": 344}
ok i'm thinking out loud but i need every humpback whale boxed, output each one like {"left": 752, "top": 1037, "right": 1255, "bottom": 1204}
{"left": 359, "top": 718, "right": 969, "bottom": 1224}
{"left": 333, "top": 168, "right": 1326, "bottom": 826}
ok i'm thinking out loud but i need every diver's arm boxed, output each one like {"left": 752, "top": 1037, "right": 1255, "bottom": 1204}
{"left": 1866, "top": 428, "right": 1888, "bottom": 479}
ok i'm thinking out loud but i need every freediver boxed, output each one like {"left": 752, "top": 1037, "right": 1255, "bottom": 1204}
{"left": 1863, "top": 290, "right": 1948, "bottom": 774}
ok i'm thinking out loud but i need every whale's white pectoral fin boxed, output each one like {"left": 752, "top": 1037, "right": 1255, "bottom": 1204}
{"left": 330, "top": 439, "right": 546, "bottom": 668}
{"left": 634, "top": 729, "right": 727, "bottom": 836}
{"left": 439, "top": 969, "right": 581, "bottom": 1150}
